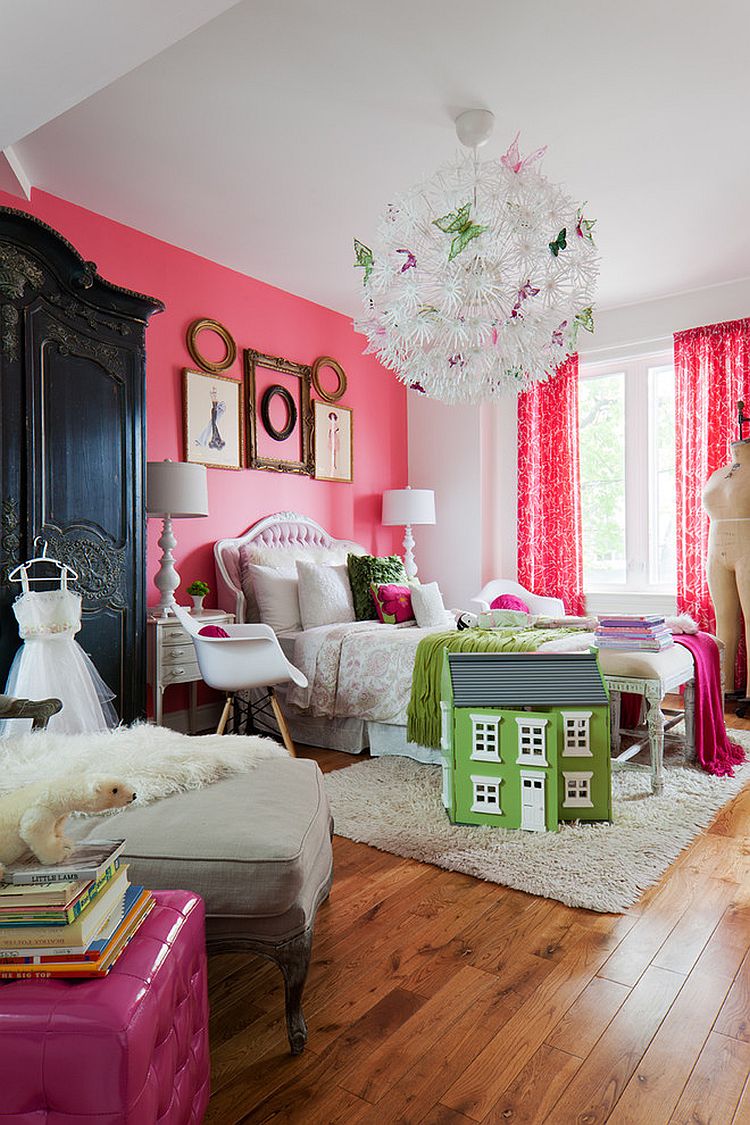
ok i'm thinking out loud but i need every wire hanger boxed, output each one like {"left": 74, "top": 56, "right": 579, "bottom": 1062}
{"left": 8, "top": 537, "right": 78, "bottom": 593}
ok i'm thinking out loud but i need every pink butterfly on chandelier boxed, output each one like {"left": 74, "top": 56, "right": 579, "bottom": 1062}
{"left": 501, "top": 132, "right": 547, "bottom": 174}
{"left": 396, "top": 249, "right": 417, "bottom": 272}
{"left": 510, "top": 280, "right": 540, "bottom": 318}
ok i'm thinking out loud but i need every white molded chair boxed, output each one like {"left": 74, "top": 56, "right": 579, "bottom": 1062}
{"left": 172, "top": 604, "right": 308, "bottom": 754}
{"left": 470, "top": 580, "right": 565, "bottom": 616}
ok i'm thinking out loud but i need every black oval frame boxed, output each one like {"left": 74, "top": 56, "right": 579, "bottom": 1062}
{"left": 260, "top": 384, "right": 298, "bottom": 441}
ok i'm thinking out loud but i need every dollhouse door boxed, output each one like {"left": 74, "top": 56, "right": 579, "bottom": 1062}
{"left": 520, "top": 775, "right": 546, "bottom": 831}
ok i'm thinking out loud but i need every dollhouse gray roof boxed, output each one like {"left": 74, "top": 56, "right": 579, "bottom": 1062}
{"left": 447, "top": 651, "right": 609, "bottom": 708}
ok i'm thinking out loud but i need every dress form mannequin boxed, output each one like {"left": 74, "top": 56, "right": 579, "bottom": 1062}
{"left": 703, "top": 438, "right": 750, "bottom": 694}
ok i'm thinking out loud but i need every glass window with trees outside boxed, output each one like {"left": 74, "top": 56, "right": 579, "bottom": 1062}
{"left": 578, "top": 351, "right": 676, "bottom": 596}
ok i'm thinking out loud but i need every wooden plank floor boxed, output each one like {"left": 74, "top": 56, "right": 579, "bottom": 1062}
{"left": 204, "top": 702, "right": 750, "bottom": 1124}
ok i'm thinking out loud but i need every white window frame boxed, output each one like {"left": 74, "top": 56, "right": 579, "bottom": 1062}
{"left": 561, "top": 711, "right": 593, "bottom": 757}
{"left": 470, "top": 775, "right": 502, "bottom": 815}
{"left": 515, "top": 717, "right": 549, "bottom": 766}
{"left": 578, "top": 348, "right": 677, "bottom": 613}
{"left": 440, "top": 702, "right": 451, "bottom": 752}
{"left": 562, "top": 771, "right": 594, "bottom": 809}
{"left": 470, "top": 713, "right": 501, "bottom": 761}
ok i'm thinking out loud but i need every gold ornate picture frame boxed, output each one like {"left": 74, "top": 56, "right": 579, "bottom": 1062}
{"left": 245, "top": 349, "right": 314, "bottom": 475}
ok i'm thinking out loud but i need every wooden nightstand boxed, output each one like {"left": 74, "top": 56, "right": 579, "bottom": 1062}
{"left": 147, "top": 609, "right": 234, "bottom": 730}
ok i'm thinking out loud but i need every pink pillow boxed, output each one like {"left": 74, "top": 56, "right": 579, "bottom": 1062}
{"left": 370, "top": 583, "right": 414, "bottom": 624}
{"left": 490, "top": 593, "right": 530, "bottom": 613}
{"left": 199, "top": 625, "right": 230, "bottom": 638}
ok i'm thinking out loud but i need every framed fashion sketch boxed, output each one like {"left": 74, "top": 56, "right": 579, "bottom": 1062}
{"left": 313, "top": 400, "right": 353, "bottom": 482}
{"left": 183, "top": 369, "right": 244, "bottom": 470}
{"left": 245, "top": 349, "right": 314, "bottom": 475}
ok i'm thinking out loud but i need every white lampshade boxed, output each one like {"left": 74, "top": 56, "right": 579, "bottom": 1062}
{"left": 382, "top": 487, "right": 436, "bottom": 527}
{"left": 146, "top": 460, "right": 209, "bottom": 518}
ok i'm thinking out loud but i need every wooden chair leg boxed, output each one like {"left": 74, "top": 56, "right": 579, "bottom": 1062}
{"left": 217, "top": 694, "right": 233, "bottom": 736}
{"left": 270, "top": 688, "right": 296, "bottom": 757}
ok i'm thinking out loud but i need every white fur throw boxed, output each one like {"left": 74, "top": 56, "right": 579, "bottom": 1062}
{"left": 0, "top": 724, "right": 287, "bottom": 808}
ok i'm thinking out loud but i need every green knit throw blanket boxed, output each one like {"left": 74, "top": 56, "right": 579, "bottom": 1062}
{"left": 406, "top": 627, "right": 582, "bottom": 749}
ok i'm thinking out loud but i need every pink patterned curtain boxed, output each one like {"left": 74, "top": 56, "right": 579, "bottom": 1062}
{"left": 517, "top": 355, "right": 585, "bottom": 614}
{"left": 675, "top": 318, "right": 750, "bottom": 687}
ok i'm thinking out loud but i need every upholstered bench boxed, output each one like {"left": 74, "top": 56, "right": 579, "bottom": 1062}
{"left": 0, "top": 890, "right": 209, "bottom": 1124}
{"left": 78, "top": 756, "right": 333, "bottom": 1055}
{"left": 598, "top": 645, "right": 697, "bottom": 795}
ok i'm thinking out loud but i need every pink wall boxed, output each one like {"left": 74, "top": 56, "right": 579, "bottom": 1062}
{"left": 0, "top": 189, "right": 408, "bottom": 600}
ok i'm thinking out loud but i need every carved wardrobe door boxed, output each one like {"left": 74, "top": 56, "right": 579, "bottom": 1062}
{"left": 0, "top": 207, "right": 164, "bottom": 722}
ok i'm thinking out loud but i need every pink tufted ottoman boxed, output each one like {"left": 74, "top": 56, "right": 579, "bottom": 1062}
{"left": 0, "top": 890, "right": 209, "bottom": 1124}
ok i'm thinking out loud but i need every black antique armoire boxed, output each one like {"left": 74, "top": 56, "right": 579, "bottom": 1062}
{"left": 0, "top": 208, "right": 164, "bottom": 722}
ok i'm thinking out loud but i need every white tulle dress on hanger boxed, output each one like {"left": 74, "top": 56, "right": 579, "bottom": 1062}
{"left": 1, "top": 571, "right": 117, "bottom": 735}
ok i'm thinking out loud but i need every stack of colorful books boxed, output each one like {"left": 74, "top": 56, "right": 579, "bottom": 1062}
{"left": 595, "top": 614, "right": 674, "bottom": 652}
{"left": 0, "top": 841, "right": 154, "bottom": 979}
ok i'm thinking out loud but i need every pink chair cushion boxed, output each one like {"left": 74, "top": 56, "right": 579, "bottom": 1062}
{"left": 0, "top": 890, "right": 209, "bottom": 1123}
{"left": 199, "top": 624, "right": 230, "bottom": 637}
{"left": 490, "top": 593, "right": 531, "bottom": 613}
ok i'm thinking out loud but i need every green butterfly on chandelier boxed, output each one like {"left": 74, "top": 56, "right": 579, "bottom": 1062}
{"left": 575, "top": 306, "right": 595, "bottom": 333}
{"left": 576, "top": 208, "right": 596, "bottom": 244}
{"left": 353, "top": 239, "right": 374, "bottom": 284}
{"left": 432, "top": 203, "right": 488, "bottom": 262}
{"left": 548, "top": 228, "right": 567, "bottom": 257}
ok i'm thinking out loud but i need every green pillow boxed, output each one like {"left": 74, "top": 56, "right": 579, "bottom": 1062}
{"left": 347, "top": 554, "right": 408, "bottom": 620}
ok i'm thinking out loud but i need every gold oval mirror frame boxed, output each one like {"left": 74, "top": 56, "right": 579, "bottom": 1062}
{"left": 187, "top": 318, "right": 238, "bottom": 374}
{"left": 311, "top": 356, "right": 347, "bottom": 403}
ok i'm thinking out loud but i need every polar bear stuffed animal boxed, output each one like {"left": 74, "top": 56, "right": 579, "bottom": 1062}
{"left": 0, "top": 776, "right": 136, "bottom": 880}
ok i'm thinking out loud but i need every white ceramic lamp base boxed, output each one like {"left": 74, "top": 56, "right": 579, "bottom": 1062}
{"left": 152, "top": 516, "right": 181, "bottom": 617}
{"left": 402, "top": 524, "right": 418, "bottom": 581}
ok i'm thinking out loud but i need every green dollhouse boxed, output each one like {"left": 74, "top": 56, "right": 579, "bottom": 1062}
{"left": 440, "top": 651, "right": 612, "bottom": 831}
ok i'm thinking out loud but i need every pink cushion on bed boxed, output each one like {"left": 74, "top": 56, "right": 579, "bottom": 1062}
{"left": 371, "top": 583, "right": 415, "bottom": 624}
{"left": 199, "top": 625, "right": 230, "bottom": 637}
{"left": 490, "top": 594, "right": 530, "bottom": 613}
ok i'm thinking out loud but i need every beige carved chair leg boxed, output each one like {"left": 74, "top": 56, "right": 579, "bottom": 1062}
{"left": 270, "top": 688, "right": 297, "bottom": 757}
{"left": 645, "top": 683, "right": 665, "bottom": 795}
{"left": 216, "top": 694, "right": 234, "bottom": 736}
{"left": 683, "top": 679, "right": 696, "bottom": 761}
{"left": 609, "top": 689, "right": 622, "bottom": 755}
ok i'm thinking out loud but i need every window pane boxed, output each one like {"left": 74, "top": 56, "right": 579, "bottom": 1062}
{"left": 648, "top": 365, "right": 676, "bottom": 587}
{"left": 579, "top": 373, "right": 626, "bottom": 585}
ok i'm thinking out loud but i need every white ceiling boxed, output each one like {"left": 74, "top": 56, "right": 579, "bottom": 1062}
{"left": 5, "top": 0, "right": 750, "bottom": 318}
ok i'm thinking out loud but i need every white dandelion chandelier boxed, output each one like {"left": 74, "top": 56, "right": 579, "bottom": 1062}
{"left": 354, "top": 110, "right": 599, "bottom": 404}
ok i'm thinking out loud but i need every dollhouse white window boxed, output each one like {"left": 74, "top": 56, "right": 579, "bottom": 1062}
{"left": 563, "top": 771, "right": 594, "bottom": 808}
{"left": 470, "top": 714, "right": 501, "bottom": 761}
{"left": 441, "top": 703, "right": 452, "bottom": 752}
{"left": 515, "top": 717, "right": 549, "bottom": 766}
{"left": 470, "top": 775, "right": 502, "bottom": 814}
{"left": 561, "top": 711, "right": 593, "bottom": 757}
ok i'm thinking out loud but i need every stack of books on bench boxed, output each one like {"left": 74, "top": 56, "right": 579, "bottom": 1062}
{"left": 595, "top": 614, "right": 674, "bottom": 653}
{"left": 0, "top": 841, "right": 154, "bottom": 979}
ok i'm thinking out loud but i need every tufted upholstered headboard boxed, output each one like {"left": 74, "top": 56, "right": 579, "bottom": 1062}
{"left": 214, "top": 511, "right": 367, "bottom": 622}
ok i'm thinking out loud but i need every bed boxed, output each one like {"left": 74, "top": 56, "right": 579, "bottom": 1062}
{"left": 214, "top": 511, "right": 596, "bottom": 762}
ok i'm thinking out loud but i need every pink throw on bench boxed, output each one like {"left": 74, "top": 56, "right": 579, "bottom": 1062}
{"left": 620, "top": 633, "right": 745, "bottom": 777}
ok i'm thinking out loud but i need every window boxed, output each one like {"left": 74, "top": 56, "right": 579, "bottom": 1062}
{"left": 515, "top": 717, "right": 549, "bottom": 765}
{"left": 563, "top": 771, "right": 593, "bottom": 808}
{"left": 578, "top": 351, "right": 676, "bottom": 597}
{"left": 471, "top": 775, "right": 502, "bottom": 814}
{"left": 561, "top": 711, "right": 593, "bottom": 757}
{"left": 440, "top": 703, "right": 451, "bottom": 752}
{"left": 470, "top": 714, "right": 501, "bottom": 761}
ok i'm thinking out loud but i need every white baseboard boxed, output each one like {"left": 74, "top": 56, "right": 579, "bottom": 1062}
{"left": 159, "top": 701, "right": 223, "bottom": 734}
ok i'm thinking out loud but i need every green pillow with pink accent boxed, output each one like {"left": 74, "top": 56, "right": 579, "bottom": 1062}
{"left": 370, "top": 583, "right": 415, "bottom": 625}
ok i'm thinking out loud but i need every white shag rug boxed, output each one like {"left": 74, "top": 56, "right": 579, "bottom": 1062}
{"left": 0, "top": 724, "right": 287, "bottom": 806}
{"left": 324, "top": 733, "right": 750, "bottom": 913}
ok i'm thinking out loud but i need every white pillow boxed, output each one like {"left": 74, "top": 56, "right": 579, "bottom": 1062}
{"left": 411, "top": 582, "right": 451, "bottom": 628}
{"left": 246, "top": 564, "right": 301, "bottom": 633}
{"left": 296, "top": 560, "right": 355, "bottom": 630}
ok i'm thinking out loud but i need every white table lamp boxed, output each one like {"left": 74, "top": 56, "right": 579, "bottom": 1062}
{"left": 146, "top": 460, "right": 209, "bottom": 617}
{"left": 382, "top": 487, "right": 436, "bottom": 581}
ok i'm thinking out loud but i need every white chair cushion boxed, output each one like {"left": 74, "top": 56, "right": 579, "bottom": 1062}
{"left": 597, "top": 644, "right": 694, "bottom": 690}
{"left": 295, "top": 561, "right": 355, "bottom": 630}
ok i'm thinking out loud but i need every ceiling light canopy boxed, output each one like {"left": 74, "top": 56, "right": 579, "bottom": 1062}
{"left": 354, "top": 112, "right": 599, "bottom": 404}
